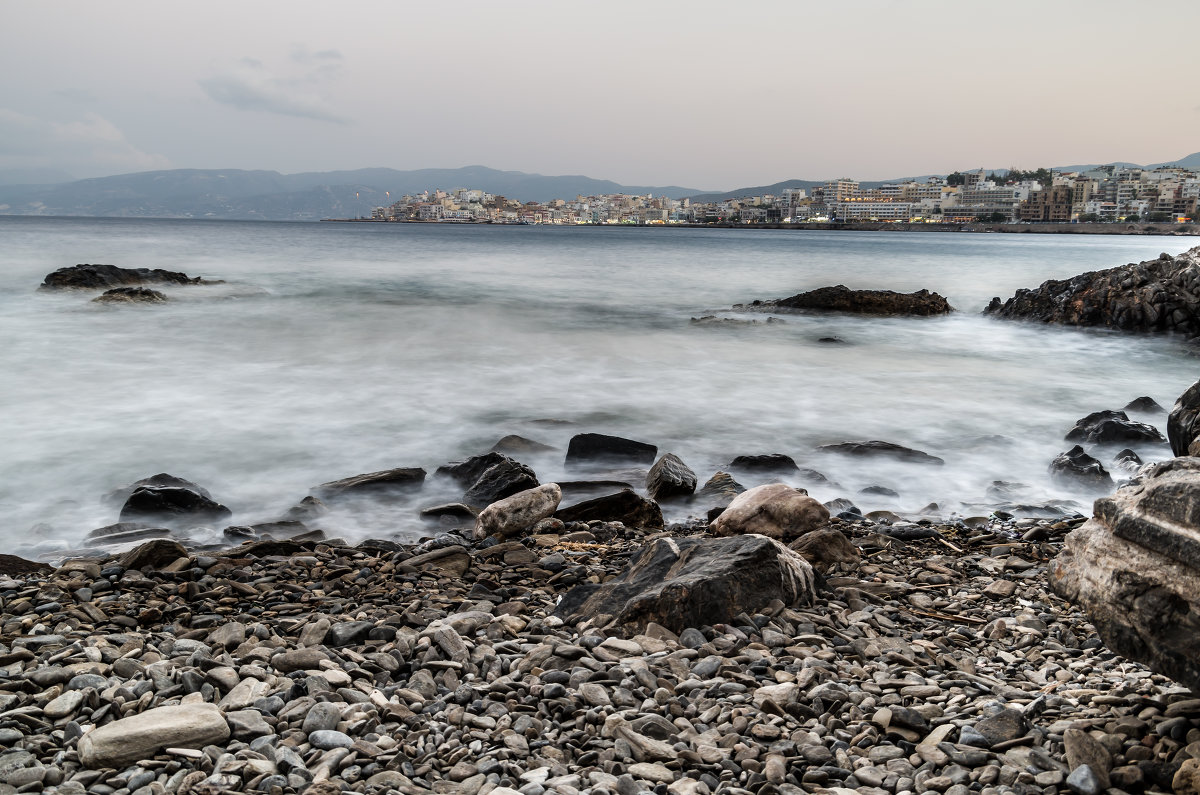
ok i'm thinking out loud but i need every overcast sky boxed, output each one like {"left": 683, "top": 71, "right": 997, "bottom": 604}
{"left": 4, "top": 0, "right": 1198, "bottom": 190}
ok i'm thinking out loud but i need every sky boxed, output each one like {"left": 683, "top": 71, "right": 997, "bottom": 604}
{"left": 3, "top": 0, "right": 1199, "bottom": 190}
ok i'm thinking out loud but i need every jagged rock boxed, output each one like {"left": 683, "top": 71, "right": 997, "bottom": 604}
{"left": 436, "top": 453, "right": 510, "bottom": 486}
{"left": 984, "top": 246, "right": 1200, "bottom": 332}
{"left": 554, "top": 534, "right": 816, "bottom": 633}
{"left": 645, "top": 453, "right": 697, "bottom": 501}
{"left": 462, "top": 456, "right": 538, "bottom": 508}
{"left": 1064, "top": 409, "right": 1166, "bottom": 446}
{"left": 823, "top": 497, "right": 863, "bottom": 520}
{"left": 1125, "top": 396, "right": 1164, "bottom": 413}
{"left": 747, "top": 285, "right": 952, "bottom": 316}
{"left": 119, "top": 486, "right": 232, "bottom": 527}
{"left": 727, "top": 454, "right": 799, "bottom": 472}
{"left": 92, "top": 287, "right": 168, "bottom": 303}
{"left": 39, "top": 263, "right": 209, "bottom": 291}
{"left": 1112, "top": 448, "right": 1144, "bottom": 472}
{"left": 555, "top": 489, "right": 664, "bottom": 531}
{"left": 1051, "top": 456, "right": 1200, "bottom": 692}
{"left": 490, "top": 435, "right": 555, "bottom": 455}
{"left": 710, "top": 484, "right": 829, "bottom": 540}
{"left": 474, "top": 483, "right": 562, "bottom": 539}
{"left": 120, "top": 539, "right": 189, "bottom": 571}
{"left": 565, "top": 433, "right": 657, "bottom": 467}
{"left": 1049, "top": 446, "right": 1114, "bottom": 491}
{"left": 1169, "top": 379, "right": 1200, "bottom": 456}
{"left": 817, "top": 440, "right": 944, "bottom": 465}
{"left": 106, "top": 473, "right": 214, "bottom": 506}
{"left": 789, "top": 528, "right": 860, "bottom": 569}
{"left": 312, "top": 467, "right": 426, "bottom": 501}
{"left": 695, "top": 471, "right": 745, "bottom": 505}
{"left": 77, "top": 703, "right": 230, "bottom": 768}
{"left": 282, "top": 495, "right": 328, "bottom": 522}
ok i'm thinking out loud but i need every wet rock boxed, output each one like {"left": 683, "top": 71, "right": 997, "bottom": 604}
{"left": 462, "top": 456, "right": 539, "bottom": 507}
{"left": 789, "top": 527, "right": 859, "bottom": 569}
{"left": 710, "top": 484, "right": 829, "bottom": 540}
{"left": 751, "top": 284, "right": 953, "bottom": 316}
{"left": 312, "top": 467, "right": 426, "bottom": 500}
{"left": 554, "top": 534, "right": 816, "bottom": 633}
{"left": 92, "top": 286, "right": 168, "bottom": 303}
{"left": 565, "top": 433, "right": 658, "bottom": 467}
{"left": 1048, "top": 445, "right": 1114, "bottom": 490}
{"left": 474, "top": 483, "right": 562, "bottom": 539}
{"left": 490, "top": 435, "right": 556, "bottom": 455}
{"left": 646, "top": 454, "right": 697, "bottom": 501}
{"left": 555, "top": 489, "right": 664, "bottom": 531}
{"left": 106, "top": 473, "right": 214, "bottom": 505}
{"left": 984, "top": 246, "right": 1200, "bottom": 333}
{"left": 120, "top": 539, "right": 189, "bottom": 571}
{"left": 119, "top": 485, "right": 232, "bottom": 527}
{"left": 727, "top": 454, "right": 799, "bottom": 472}
{"left": 77, "top": 703, "right": 230, "bottom": 768}
{"left": 40, "top": 263, "right": 208, "bottom": 290}
{"left": 817, "top": 440, "right": 945, "bottom": 465}
{"left": 85, "top": 522, "right": 171, "bottom": 544}
{"left": 1112, "top": 448, "right": 1144, "bottom": 472}
{"left": 282, "top": 495, "right": 328, "bottom": 522}
{"left": 694, "top": 471, "right": 745, "bottom": 508}
{"left": 1125, "top": 395, "right": 1164, "bottom": 413}
{"left": 1064, "top": 409, "right": 1166, "bottom": 446}
{"left": 1169, "top": 379, "right": 1200, "bottom": 456}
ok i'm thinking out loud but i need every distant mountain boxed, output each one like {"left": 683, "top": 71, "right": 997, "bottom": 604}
{"left": 0, "top": 166, "right": 707, "bottom": 221}
{"left": 1150, "top": 152, "right": 1200, "bottom": 170}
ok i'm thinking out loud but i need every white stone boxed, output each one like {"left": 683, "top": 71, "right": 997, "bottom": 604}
{"left": 710, "top": 484, "right": 829, "bottom": 539}
{"left": 474, "top": 483, "right": 561, "bottom": 539}
{"left": 78, "top": 703, "right": 230, "bottom": 768}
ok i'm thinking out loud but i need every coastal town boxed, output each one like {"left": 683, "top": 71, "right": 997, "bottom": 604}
{"left": 367, "top": 164, "right": 1200, "bottom": 226}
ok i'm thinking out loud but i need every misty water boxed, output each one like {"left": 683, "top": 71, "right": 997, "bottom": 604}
{"left": 2, "top": 216, "right": 1197, "bottom": 558}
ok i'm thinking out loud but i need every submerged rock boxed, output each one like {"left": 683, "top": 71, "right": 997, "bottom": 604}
{"left": 745, "top": 285, "right": 953, "bottom": 316}
{"left": 817, "top": 440, "right": 945, "bottom": 465}
{"left": 1064, "top": 409, "right": 1166, "bottom": 446}
{"left": 1049, "top": 446, "right": 1114, "bottom": 491}
{"left": 119, "top": 486, "right": 232, "bottom": 527}
{"left": 312, "top": 467, "right": 426, "bottom": 501}
{"left": 1124, "top": 395, "right": 1164, "bottom": 413}
{"left": 565, "top": 433, "right": 657, "bottom": 467}
{"left": 727, "top": 453, "right": 799, "bottom": 472}
{"left": 1168, "top": 379, "right": 1200, "bottom": 456}
{"left": 710, "top": 484, "right": 829, "bottom": 540}
{"left": 645, "top": 453, "right": 697, "bottom": 501}
{"left": 40, "top": 263, "right": 209, "bottom": 290}
{"left": 92, "top": 286, "right": 168, "bottom": 303}
{"left": 985, "top": 246, "right": 1200, "bottom": 332}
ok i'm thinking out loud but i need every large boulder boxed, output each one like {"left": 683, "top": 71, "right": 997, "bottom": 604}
{"left": 1049, "top": 446, "right": 1114, "bottom": 491}
{"left": 554, "top": 534, "right": 817, "bottom": 634}
{"left": 555, "top": 489, "right": 664, "bottom": 531}
{"left": 1051, "top": 457, "right": 1200, "bottom": 692}
{"left": 985, "top": 246, "right": 1200, "bottom": 333}
{"left": 462, "top": 456, "right": 539, "bottom": 508}
{"left": 474, "top": 483, "right": 562, "bottom": 539}
{"left": 817, "top": 440, "right": 944, "bottom": 465}
{"left": 1169, "top": 380, "right": 1200, "bottom": 456}
{"left": 313, "top": 467, "right": 426, "bottom": 501}
{"left": 565, "top": 433, "right": 657, "bottom": 467}
{"left": 106, "top": 473, "right": 214, "bottom": 506}
{"left": 40, "top": 263, "right": 207, "bottom": 290}
{"left": 710, "top": 484, "right": 829, "bottom": 540}
{"left": 645, "top": 453, "right": 697, "bottom": 500}
{"left": 1064, "top": 409, "right": 1166, "bottom": 446}
{"left": 436, "top": 453, "right": 509, "bottom": 487}
{"left": 745, "top": 285, "right": 952, "bottom": 316}
{"left": 119, "top": 486, "right": 232, "bottom": 527}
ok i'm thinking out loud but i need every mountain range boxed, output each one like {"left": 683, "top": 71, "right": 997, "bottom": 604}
{"left": 0, "top": 154, "right": 1197, "bottom": 221}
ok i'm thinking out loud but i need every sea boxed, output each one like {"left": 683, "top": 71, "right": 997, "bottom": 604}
{"left": 2, "top": 216, "right": 1197, "bottom": 557}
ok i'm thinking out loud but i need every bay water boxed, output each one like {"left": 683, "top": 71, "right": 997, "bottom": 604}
{"left": 2, "top": 216, "right": 1197, "bottom": 556}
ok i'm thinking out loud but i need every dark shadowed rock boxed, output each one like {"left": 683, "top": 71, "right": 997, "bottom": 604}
{"left": 1049, "top": 446, "right": 1114, "bottom": 491}
{"left": 436, "top": 453, "right": 510, "bottom": 486}
{"left": 645, "top": 453, "right": 697, "bottom": 501}
{"left": 282, "top": 495, "right": 328, "bottom": 522}
{"left": 215, "top": 539, "right": 307, "bottom": 559}
{"left": 749, "top": 285, "right": 952, "bottom": 316}
{"left": 565, "top": 433, "right": 657, "bottom": 467}
{"left": 1112, "top": 448, "right": 1144, "bottom": 473}
{"left": 92, "top": 287, "right": 168, "bottom": 303}
{"left": 555, "top": 489, "right": 663, "bottom": 531}
{"left": 817, "top": 440, "right": 944, "bottom": 465}
{"left": 420, "top": 503, "right": 478, "bottom": 522}
{"left": 984, "top": 246, "right": 1200, "bottom": 332}
{"left": 0, "top": 555, "right": 51, "bottom": 577}
{"left": 86, "top": 522, "right": 171, "bottom": 545}
{"left": 727, "top": 454, "right": 799, "bottom": 472}
{"left": 1169, "top": 380, "right": 1200, "bottom": 456}
{"left": 554, "top": 534, "right": 816, "bottom": 634}
{"left": 40, "top": 263, "right": 207, "bottom": 290}
{"left": 119, "top": 486, "right": 232, "bottom": 527}
{"left": 1124, "top": 396, "right": 1164, "bottom": 413}
{"left": 1064, "top": 409, "right": 1166, "bottom": 446}
{"left": 313, "top": 467, "right": 426, "bottom": 501}
{"left": 489, "top": 435, "right": 556, "bottom": 455}
{"left": 106, "top": 473, "right": 213, "bottom": 506}
{"left": 120, "top": 539, "right": 189, "bottom": 571}
{"left": 462, "top": 457, "right": 539, "bottom": 508}
{"left": 695, "top": 471, "right": 745, "bottom": 505}
{"left": 972, "top": 708, "right": 1028, "bottom": 748}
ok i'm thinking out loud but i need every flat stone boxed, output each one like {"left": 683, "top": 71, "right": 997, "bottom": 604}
{"left": 77, "top": 703, "right": 230, "bottom": 768}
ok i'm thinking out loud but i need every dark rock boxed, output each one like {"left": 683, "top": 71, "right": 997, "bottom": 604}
{"left": 558, "top": 480, "right": 635, "bottom": 503}
{"left": 1051, "top": 456, "right": 1200, "bottom": 692}
{"left": 817, "top": 336, "right": 846, "bottom": 343}
{"left": 555, "top": 490, "right": 664, "bottom": 531}
{"left": 490, "top": 435, "right": 556, "bottom": 455}
{"left": 281, "top": 495, "right": 328, "bottom": 522}
{"left": 694, "top": 471, "right": 745, "bottom": 509}
{"left": 554, "top": 535, "right": 816, "bottom": 634}
{"left": 565, "top": 433, "right": 657, "bottom": 467}
{"left": 245, "top": 521, "right": 310, "bottom": 539}
{"left": 120, "top": 539, "right": 189, "bottom": 572}
{"left": 119, "top": 486, "right": 232, "bottom": 527}
{"left": 972, "top": 708, "right": 1027, "bottom": 747}
{"left": 327, "top": 621, "right": 374, "bottom": 647}
{"left": 419, "top": 503, "right": 477, "bottom": 521}
{"left": 1049, "top": 446, "right": 1114, "bottom": 490}
{"left": 1124, "top": 396, "right": 1164, "bottom": 413}
{"left": 751, "top": 285, "right": 953, "bottom": 316}
{"left": 86, "top": 521, "right": 170, "bottom": 542}
{"left": 1064, "top": 409, "right": 1165, "bottom": 446}
{"left": 0, "top": 555, "right": 51, "bottom": 577}
{"left": 984, "top": 246, "right": 1200, "bottom": 332}
{"left": 106, "top": 473, "right": 214, "bottom": 506}
{"left": 1112, "top": 448, "right": 1144, "bottom": 472}
{"left": 462, "top": 456, "right": 538, "bottom": 508}
{"left": 859, "top": 485, "right": 899, "bottom": 498}
{"left": 817, "top": 440, "right": 944, "bottom": 465}
{"left": 436, "top": 453, "right": 510, "bottom": 487}
{"left": 727, "top": 454, "right": 799, "bottom": 472}
{"left": 1168, "top": 379, "right": 1200, "bottom": 456}
{"left": 646, "top": 454, "right": 697, "bottom": 501}
{"left": 92, "top": 287, "right": 168, "bottom": 303}
{"left": 39, "top": 263, "right": 207, "bottom": 290}
{"left": 313, "top": 467, "right": 426, "bottom": 501}
{"left": 823, "top": 498, "right": 862, "bottom": 518}
{"left": 216, "top": 539, "right": 306, "bottom": 558}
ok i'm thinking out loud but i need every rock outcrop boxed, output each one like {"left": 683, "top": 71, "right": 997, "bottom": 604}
{"left": 744, "top": 285, "right": 953, "bottom": 316}
{"left": 40, "top": 263, "right": 210, "bottom": 290}
{"left": 1169, "top": 380, "right": 1200, "bottom": 456}
{"left": 554, "top": 534, "right": 817, "bottom": 633}
{"left": 984, "top": 246, "right": 1200, "bottom": 332}
{"left": 710, "top": 484, "right": 829, "bottom": 540}
{"left": 1064, "top": 409, "right": 1166, "bottom": 447}
{"left": 1051, "top": 457, "right": 1200, "bottom": 693}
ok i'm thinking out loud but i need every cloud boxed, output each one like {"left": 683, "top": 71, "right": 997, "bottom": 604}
{"left": 200, "top": 52, "right": 349, "bottom": 124}
{"left": 0, "top": 109, "right": 170, "bottom": 175}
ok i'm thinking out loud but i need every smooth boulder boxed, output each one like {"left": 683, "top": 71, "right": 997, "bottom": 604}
{"left": 727, "top": 454, "right": 799, "bottom": 472}
{"left": 77, "top": 703, "right": 230, "bottom": 768}
{"left": 555, "top": 489, "right": 664, "bottom": 531}
{"left": 313, "top": 467, "right": 426, "bottom": 501}
{"left": 474, "top": 483, "right": 562, "bottom": 539}
{"left": 1169, "top": 379, "right": 1200, "bottom": 456}
{"left": 565, "top": 433, "right": 657, "bottom": 467}
{"left": 554, "top": 534, "right": 817, "bottom": 634}
{"left": 710, "top": 484, "right": 829, "bottom": 540}
{"left": 748, "top": 285, "right": 952, "bottom": 316}
{"left": 645, "top": 453, "right": 697, "bottom": 500}
{"left": 1051, "top": 456, "right": 1200, "bottom": 693}
{"left": 1064, "top": 409, "right": 1165, "bottom": 446}
{"left": 119, "top": 486, "right": 232, "bottom": 527}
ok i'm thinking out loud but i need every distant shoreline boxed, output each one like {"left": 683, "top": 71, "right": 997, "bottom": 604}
{"left": 321, "top": 218, "right": 1200, "bottom": 236}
